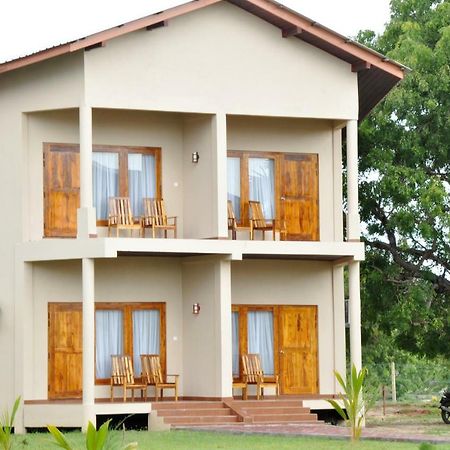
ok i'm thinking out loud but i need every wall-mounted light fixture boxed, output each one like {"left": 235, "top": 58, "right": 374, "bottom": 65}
{"left": 192, "top": 303, "right": 201, "bottom": 315}
{"left": 191, "top": 151, "right": 200, "bottom": 164}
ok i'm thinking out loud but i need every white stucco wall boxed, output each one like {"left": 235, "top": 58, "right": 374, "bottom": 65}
{"left": 26, "top": 109, "right": 225, "bottom": 240}
{"left": 231, "top": 259, "right": 345, "bottom": 394}
{"left": 0, "top": 54, "right": 84, "bottom": 412}
{"left": 84, "top": 2, "right": 358, "bottom": 119}
{"left": 29, "top": 258, "right": 183, "bottom": 399}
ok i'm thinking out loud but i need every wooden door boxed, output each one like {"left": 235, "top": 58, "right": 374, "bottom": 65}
{"left": 279, "top": 306, "right": 318, "bottom": 394}
{"left": 282, "top": 154, "right": 319, "bottom": 241}
{"left": 48, "top": 303, "right": 82, "bottom": 399}
{"left": 44, "top": 144, "right": 80, "bottom": 237}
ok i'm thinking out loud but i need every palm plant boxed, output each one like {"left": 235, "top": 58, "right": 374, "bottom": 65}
{"left": 48, "top": 420, "right": 137, "bottom": 450}
{"left": 327, "top": 364, "right": 367, "bottom": 442}
{"left": 0, "top": 397, "right": 20, "bottom": 450}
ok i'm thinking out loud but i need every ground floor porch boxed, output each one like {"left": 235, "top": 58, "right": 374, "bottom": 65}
{"left": 23, "top": 395, "right": 339, "bottom": 429}
{"left": 13, "top": 248, "right": 362, "bottom": 431}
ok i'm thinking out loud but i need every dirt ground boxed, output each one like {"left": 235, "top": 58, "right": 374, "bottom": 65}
{"left": 366, "top": 402, "right": 450, "bottom": 438}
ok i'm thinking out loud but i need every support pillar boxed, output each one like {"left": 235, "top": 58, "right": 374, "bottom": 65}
{"left": 217, "top": 258, "right": 232, "bottom": 397}
{"left": 348, "top": 261, "right": 362, "bottom": 372}
{"left": 82, "top": 258, "right": 96, "bottom": 430}
{"left": 212, "top": 113, "right": 228, "bottom": 239}
{"left": 346, "top": 120, "right": 360, "bottom": 241}
{"left": 78, "top": 105, "right": 96, "bottom": 237}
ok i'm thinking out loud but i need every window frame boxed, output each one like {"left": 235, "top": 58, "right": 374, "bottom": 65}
{"left": 231, "top": 304, "right": 279, "bottom": 383}
{"left": 227, "top": 151, "right": 281, "bottom": 226}
{"left": 93, "top": 145, "right": 162, "bottom": 225}
{"left": 95, "top": 302, "right": 166, "bottom": 385}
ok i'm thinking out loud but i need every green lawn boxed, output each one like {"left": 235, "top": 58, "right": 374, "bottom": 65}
{"left": 13, "top": 430, "right": 450, "bottom": 450}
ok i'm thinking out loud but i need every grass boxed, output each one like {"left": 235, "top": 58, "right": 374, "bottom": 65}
{"left": 10, "top": 430, "right": 450, "bottom": 450}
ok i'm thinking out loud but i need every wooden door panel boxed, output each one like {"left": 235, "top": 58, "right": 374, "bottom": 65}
{"left": 48, "top": 303, "right": 82, "bottom": 399}
{"left": 279, "top": 306, "right": 318, "bottom": 394}
{"left": 282, "top": 154, "right": 319, "bottom": 241}
{"left": 44, "top": 145, "right": 80, "bottom": 237}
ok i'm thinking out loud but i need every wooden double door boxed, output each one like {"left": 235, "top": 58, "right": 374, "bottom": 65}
{"left": 228, "top": 151, "right": 319, "bottom": 241}
{"left": 234, "top": 305, "right": 318, "bottom": 394}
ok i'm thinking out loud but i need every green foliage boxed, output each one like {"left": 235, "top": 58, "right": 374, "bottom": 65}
{"left": 328, "top": 364, "right": 368, "bottom": 442}
{"left": 47, "top": 421, "right": 137, "bottom": 450}
{"left": 0, "top": 397, "right": 20, "bottom": 450}
{"left": 356, "top": 0, "right": 450, "bottom": 358}
{"left": 363, "top": 344, "right": 450, "bottom": 401}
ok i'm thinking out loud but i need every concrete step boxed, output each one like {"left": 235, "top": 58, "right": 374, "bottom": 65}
{"left": 241, "top": 406, "right": 311, "bottom": 415}
{"left": 152, "top": 401, "right": 226, "bottom": 410}
{"left": 157, "top": 408, "right": 234, "bottom": 417}
{"left": 231, "top": 400, "right": 303, "bottom": 408}
{"left": 252, "top": 413, "right": 318, "bottom": 423}
{"left": 164, "top": 415, "right": 240, "bottom": 425}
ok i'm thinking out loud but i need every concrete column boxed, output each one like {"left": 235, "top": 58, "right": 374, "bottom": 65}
{"left": 346, "top": 120, "right": 360, "bottom": 241}
{"left": 348, "top": 261, "right": 362, "bottom": 372}
{"left": 216, "top": 258, "right": 232, "bottom": 397}
{"left": 212, "top": 113, "right": 228, "bottom": 238}
{"left": 82, "top": 258, "right": 96, "bottom": 430}
{"left": 78, "top": 105, "right": 96, "bottom": 237}
{"left": 332, "top": 265, "right": 346, "bottom": 392}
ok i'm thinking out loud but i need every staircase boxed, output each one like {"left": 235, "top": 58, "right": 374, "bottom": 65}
{"left": 151, "top": 401, "right": 240, "bottom": 426}
{"left": 151, "top": 399, "right": 318, "bottom": 427}
{"left": 230, "top": 399, "right": 318, "bottom": 424}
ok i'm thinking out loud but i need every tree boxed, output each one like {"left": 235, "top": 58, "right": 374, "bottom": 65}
{"left": 356, "top": 0, "right": 450, "bottom": 356}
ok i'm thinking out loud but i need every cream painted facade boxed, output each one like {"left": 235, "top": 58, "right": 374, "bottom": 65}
{"left": 0, "top": 0, "right": 378, "bottom": 430}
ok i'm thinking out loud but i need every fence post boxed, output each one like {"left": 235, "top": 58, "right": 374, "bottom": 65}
{"left": 391, "top": 361, "right": 397, "bottom": 403}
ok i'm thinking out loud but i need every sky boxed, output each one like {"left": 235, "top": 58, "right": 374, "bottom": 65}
{"left": 0, "top": 0, "right": 391, "bottom": 63}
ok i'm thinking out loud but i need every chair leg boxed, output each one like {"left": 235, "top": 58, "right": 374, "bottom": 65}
{"left": 152, "top": 226, "right": 155, "bottom": 239}
{"left": 262, "top": 230, "right": 265, "bottom": 240}
{"left": 123, "top": 386, "right": 127, "bottom": 403}
{"left": 110, "top": 384, "right": 113, "bottom": 402}
{"left": 175, "top": 385, "right": 178, "bottom": 401}
{"left": 272, "top": 228, "right": 276, "bottom": 241}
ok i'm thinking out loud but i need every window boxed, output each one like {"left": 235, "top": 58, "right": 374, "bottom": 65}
{"left": 93, "top": 146, "right": 161, "bottom": 222}
{"left": 232, "top": 305, "right": 278, "bottom": 380}
{"left": 43, "top": 143, "right": 162, "bottom": 237}
{"left": 227, "top": 151, "right": 279, "bottom": 225}
{"left": 95, "top": 303, "right": 166, "bottom": 382}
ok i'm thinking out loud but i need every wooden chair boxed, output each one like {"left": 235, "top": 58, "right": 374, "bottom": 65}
{"left": 248, "top": 201, "right": 286, "bottom": 241}
{"left": 241, "top": 353, "right": 279, "bottom": 400}
{"left": 141, "top": 354, "right": 179, "bottom": 401}
{"left": 108, "top": 197, "right": 142, "bottom": 237}
{"left": 110, "top": 355, "right": 147, "bottom": 402}
{"left": 227, "top": 200, "right": 251, "bottom": 240}
{"left": 141, "top": 198, "right": 177, "bottom": 238}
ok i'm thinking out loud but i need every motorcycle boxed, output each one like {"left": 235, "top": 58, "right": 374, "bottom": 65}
{"left": 439, "top": 391, "right": 450, "bottom": 424}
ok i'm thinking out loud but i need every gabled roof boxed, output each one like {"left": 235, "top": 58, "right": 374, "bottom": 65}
{"left": 0, "top": 0, "right": 408, "bottom": 120}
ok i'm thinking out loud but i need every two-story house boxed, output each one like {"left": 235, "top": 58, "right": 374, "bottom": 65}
{"left": 0, "top": 0, "right": 406, "bottom": 431}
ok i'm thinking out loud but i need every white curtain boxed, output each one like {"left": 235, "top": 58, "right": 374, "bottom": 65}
{"left": 227, "top": 157, "right": 241, "bottom": 220}
{"left": 92, "top": 152, "right": 119, "bottom": 220}
{"left": 128, "top": 154, "right": 156, "bottom": 217}
{"left": 133, "top": 310, "right": 160, "bottom": 375}
{"left": 248, "top": 311, "right": 274, "bottom": 375}
{"left": 232, "top": 311, "right": 239, "bottom": 376}
{"left": 95, "top": 310, "right": 123, "bottom": 378}
{"left": 249, "top": 158, "right": 275, "bottom": 220}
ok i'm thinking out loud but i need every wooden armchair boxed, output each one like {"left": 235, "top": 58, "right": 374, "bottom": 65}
{"left": 142, "top": 198, "right": 177, "bottom": 238}
{"left": 248, "top": 201, "right": 286, "bottom": 241}
{"left": 241, "top": 353, "right": 279, "bottom": 400}
{"left": 110, "top": 355, "right": 147, "bottom": 402}
{"left": 141, "top": 354, "right": 179, "bottom": 401}
{"left": 227, "top": 200, "right": 251, "bottom": 240}
{"left": 108, "top": 197, "right": 142, "bottom": 237}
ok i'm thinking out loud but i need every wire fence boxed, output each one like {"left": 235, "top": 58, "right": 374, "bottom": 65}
{"left": 365, "top": 361, "right": 450, "bottom": 403}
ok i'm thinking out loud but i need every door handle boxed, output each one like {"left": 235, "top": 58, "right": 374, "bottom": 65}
{"left": 279, "top": 350, "right": 284, "bottom": 354}
{"left": 280, "top": 196, "right": 286, "bottom": 201}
